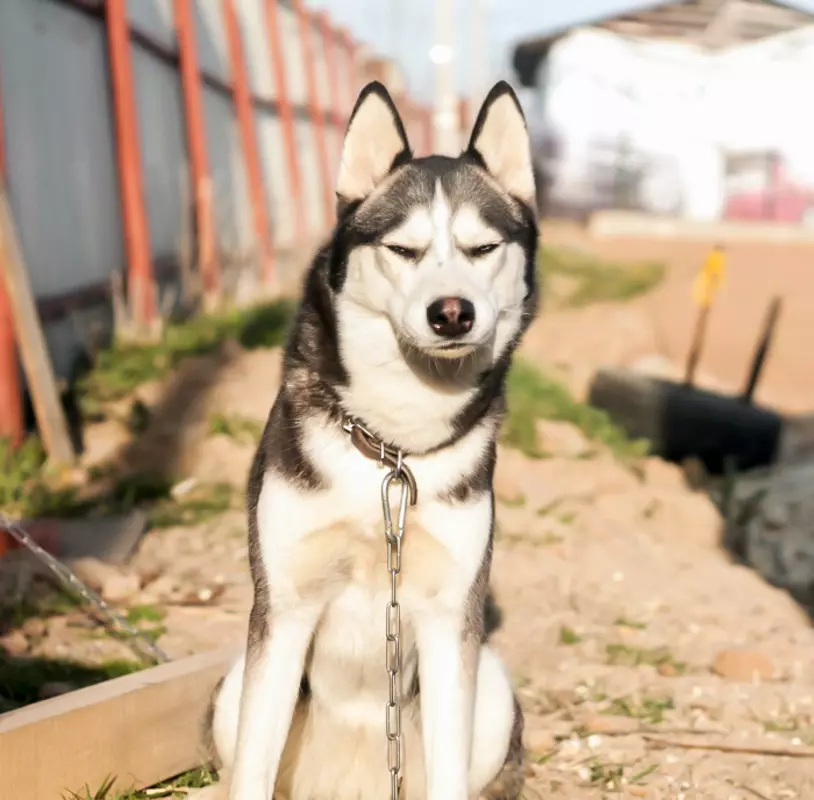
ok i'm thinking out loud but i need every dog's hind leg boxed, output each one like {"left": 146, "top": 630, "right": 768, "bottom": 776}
{"left": 469, "top": 647, "right": 525, "bottom": 800}
{"left": 478, "top": 694, "right": 525, "bottom": 800}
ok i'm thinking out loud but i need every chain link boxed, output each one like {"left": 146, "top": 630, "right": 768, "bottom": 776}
{"left": 0, "top": 513, "right": 169, "bottom": 665}
{"left": 381, "top": 464, "right": 410, "bottom": 800}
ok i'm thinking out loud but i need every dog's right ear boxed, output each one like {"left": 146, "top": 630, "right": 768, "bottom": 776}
{"left": 336, "top": 82, "right": 412, "bottom": 207}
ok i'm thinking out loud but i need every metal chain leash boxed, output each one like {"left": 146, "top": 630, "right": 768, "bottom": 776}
{"left": 0, "top": 513, "right": 169, "bottom": 665}
{"left": 381, "top": 460, "right": 410, "bottom": 800}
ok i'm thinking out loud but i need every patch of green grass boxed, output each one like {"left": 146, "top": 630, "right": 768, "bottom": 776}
{"left": 504, "top": 359, "right": 649, "bottom": 460}
{"left": 65, "top": 766, "right": 218, "bottom": 800}
{"left": 79, "top": 300, "right": 293, "bottom": 407}
{"left": 559, "top": 626, "right": 582, "bottom": 645}
{"left": 607, "top": 694, "right": 674, "bottom": 725}
{"left": 149, "top": 482, "right": 238, "bottom": 529}
{"left": 0, "top": 652, "right": 143, "bottom": 707}
{"left": 605, "top": 643, "right": 686, "bottom": 674}
{"left": 584, "top": 759, "right": 659, "bottom": 790}
{"left": 540, "top": 245, "right": 665, "bottom": 309}
{"left": 613, "top": 616, "right": 647, "bottom": 630}
{"left": 209, "top": 412, "right": 263, "bottom": 444}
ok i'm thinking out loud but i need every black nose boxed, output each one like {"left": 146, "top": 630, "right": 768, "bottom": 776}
{"left": 426, "top": 297, "right": 475, "bottom": 338}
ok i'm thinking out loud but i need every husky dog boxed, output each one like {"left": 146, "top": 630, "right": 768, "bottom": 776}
{"left": 210, "top": 79, "right": 539, "bottom": 800}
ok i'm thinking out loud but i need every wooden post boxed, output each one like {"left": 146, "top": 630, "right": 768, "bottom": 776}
{"left": 104, "top": 0, "right": 156, "bottom": 328}
{"left": 741, "top": 296, "right": 782, "bottom": 404}
{"left": 0, "top": 75, "right": 23, "bottom": 447}
{"left": 0, "top": 189, "right": 74, "bottom": 463}
{"left": 295, "top": 0, "right": 334, "bottom": 229}
{"left": 174, "top": 0, "right": 218, "bottom": 302}
{"left": 683, "top": 305, "right": 710, "bottom": 387}
{"left": 222, "top": 0, "right": 275, "bottom": 285}
{"left": 263, "top": 0, "right": 307, "bottom": 243}
{"left": 0, "top": 647, "right": 237, "bottom": 800}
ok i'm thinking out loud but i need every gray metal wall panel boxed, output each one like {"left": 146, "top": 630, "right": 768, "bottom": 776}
{"left": 0, "top": 0, "right": 123, "bottom": 378}
{"left": 195, "top": 0, "right": 231, "bottom": 84}
{"left": 0, "top": 0, "right": 123, "bottom": 298}
{"left": 279, "top": 3, "right": 307, "bottom": 105}
{"left": 237, "top": 0, "right": 276, "bottom": 100}
{"left": 126, "top": 0, "right": 176, "bottom": 49}
{"left": 202, "top": 87, "right": 255, "bottom": 260}
{"left": 256, "top": 110, "right": 296, "bottom": 247}
{"left": 295, "top": 118, "right": 325, "bottom": 235}
{"left": 132, "top": 47, "right": 187, "bottom": 262}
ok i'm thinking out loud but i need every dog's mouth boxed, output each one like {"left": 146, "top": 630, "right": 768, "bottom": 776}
{"left": 426, "top": 341, "right": 477, "bottom": 359}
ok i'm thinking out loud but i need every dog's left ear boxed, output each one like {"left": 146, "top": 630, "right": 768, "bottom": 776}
{"left": 467, "top": 81, "right": 535, "bottom": 211}
{"left": 336, "top": 81, "right": 412, "bottom": 206}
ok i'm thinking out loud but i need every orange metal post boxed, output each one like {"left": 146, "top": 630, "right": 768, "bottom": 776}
{"left": 317, "top": 13, "right": 342, "bottom": 170}
{"left": 222, "top": 0, "right": 275, "bottom": 283}
{"left": 263, "top": 0, "right": 307, "bottom": 242}
{"left": 104, "top": 0, "right": 156, "bottom": 326}
{"left": 0, "top": 76, "right": 23, "bottom": 447}
{"left": 295, "top": 0, "right": 334, "bottom": 227}
{"left": 174, "top": 0, "right": 218, "bottom": 298}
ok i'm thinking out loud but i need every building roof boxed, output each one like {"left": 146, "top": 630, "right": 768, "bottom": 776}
{"left": 512, "top": 0, "right": 814, "bottom": 86}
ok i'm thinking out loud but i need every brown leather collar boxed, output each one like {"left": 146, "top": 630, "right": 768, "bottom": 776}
{"left": 342, "top": 417, "right": 418, "bottom": 504}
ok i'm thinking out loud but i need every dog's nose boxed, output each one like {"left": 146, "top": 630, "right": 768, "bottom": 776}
{"left": 426, "top": 297, "right": 475, "bottom": 338}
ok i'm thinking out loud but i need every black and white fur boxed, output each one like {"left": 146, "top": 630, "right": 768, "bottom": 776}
{"left": 210, "top": 80, "right": 539, "bottom": 800}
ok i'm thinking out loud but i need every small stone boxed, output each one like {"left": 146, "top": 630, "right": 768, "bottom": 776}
{"left": 580, "top": 713, "right": 640, "bottom": 735}
{"left": 21, "top": 617, "right": 47, "bottom": 640}
{"left": 39, "top": 681, "right": 77, "bottom": 700}
{"left": 525, "top": 729, "right": 557, "bottom": 754}
{"left": 534, "top": 420, "right": 591, "bottom": 459}
{"left": 71, "top": 557, "right": 119, "bottom": 593}
{"left": 657, "top": 662, "right": 679, "bottom": 677}
{"left": 0, "top": 629, "right": 29, "bottom": 656}
{"left": 712, "top": 649, "right": 774, "bottom": 682}
{"left": 101, "top": 572, "right": 141, "bottom": 604}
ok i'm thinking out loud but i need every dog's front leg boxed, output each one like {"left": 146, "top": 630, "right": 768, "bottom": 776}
{"left": 416, "top": 612, "right": 477, "bottom": 800}
{"left": 228, "top": 604, "right": 320, "bottom": 800}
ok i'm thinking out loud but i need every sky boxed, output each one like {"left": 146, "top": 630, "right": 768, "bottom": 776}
{"left": 307, "top": 0, "right": 814, "bottom": 102}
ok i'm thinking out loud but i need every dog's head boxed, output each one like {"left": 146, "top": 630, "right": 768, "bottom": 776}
{"left": 330, "top": 81, "right": 538, "bottom": 368}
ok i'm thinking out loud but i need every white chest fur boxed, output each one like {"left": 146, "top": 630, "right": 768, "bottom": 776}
{"left": 254, "top": 417, "right": 494, "bottom": 723}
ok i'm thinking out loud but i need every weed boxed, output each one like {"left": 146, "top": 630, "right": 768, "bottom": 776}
{"left": 504, "top": 360, "right": 649, "bottom": 460}
{"left": 79, "top": 300, "right": 293, "bottom": 408}
{"left": 209, "top": 412, "right": 263, "bottom": 444}
{"left": 540, "top": 246, "right": 665, "bottom": 309}
{"left": 613, "top": 616, "right": 647, "bottom": 630}
{"left": 64, "top": 766, "right": 218, "bottom": 800}
{"left": 150, "top": 482, "right": 237, "bottom": 529}
{"left": 559, "top": 626, "right": 582, "bottom": 645}
{"left": 605, "top": 643, "right": 686, "bottom": 674}
{"left": 607, "top": 694, "right": 674, "bottom": 725}
{"left": 0, "top": 652, "right": 143, "bottom": 707}
{"left": 498, "top": 492, "right": 526, "bottom": 508}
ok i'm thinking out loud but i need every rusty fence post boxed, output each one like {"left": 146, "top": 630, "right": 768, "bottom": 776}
{"left": 263, "top": 0, "right": 307, "bottom": 244}
{"left": 222, "top": 0, "right": 275, "bottom": 286}
{"left": 0, "top": 74, "right": 23, "bottom": 448}
{"left": 295, "top": 0, "right": 333, "bottom": 229}
{"left": 104, "top": 0, "right": 156, "bottom": 329}
{"left": 174, "top": 0, "right": 218, "bottom": 304}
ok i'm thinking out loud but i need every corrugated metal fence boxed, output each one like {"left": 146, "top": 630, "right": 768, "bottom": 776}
{"left": 0, "top": 0, "right": 434, "bottom": 444}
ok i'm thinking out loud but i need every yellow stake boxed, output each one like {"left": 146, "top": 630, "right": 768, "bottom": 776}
{"left": 692, "top": 243, "right": 727, "bottom": 308}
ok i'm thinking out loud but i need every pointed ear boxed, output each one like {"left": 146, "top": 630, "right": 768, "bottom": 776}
{"left": 336, "top": 81, "right": 412, "bottom": 205}
{"left": 467, "top": 81, "right": 535, "bottom": 210}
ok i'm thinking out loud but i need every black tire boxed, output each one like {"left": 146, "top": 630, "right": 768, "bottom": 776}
{"left": 587, "top": 368, "right": 782, "bottom": 475}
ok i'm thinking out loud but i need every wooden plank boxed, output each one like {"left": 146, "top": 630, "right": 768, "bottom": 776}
{"left": 0, "top": 646, "right": 238, "bottom": 800}
{"left": 0, "top": 187, "right": 74, "bottom": 463}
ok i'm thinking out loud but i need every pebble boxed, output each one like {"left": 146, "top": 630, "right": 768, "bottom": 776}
{"left": 712, "top": 648, "right": 775, "bottom": 682}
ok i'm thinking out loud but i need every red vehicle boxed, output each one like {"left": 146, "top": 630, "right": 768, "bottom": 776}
{"left": 723, "top": 151, "right": 814, "bottom": 227}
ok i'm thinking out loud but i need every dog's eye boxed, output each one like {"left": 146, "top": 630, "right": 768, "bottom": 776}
{"left": 468, "top": 243, "right": 500, "bottom": 259}
{"left": 384, "top": 244, "right": 419, "bottom": 260}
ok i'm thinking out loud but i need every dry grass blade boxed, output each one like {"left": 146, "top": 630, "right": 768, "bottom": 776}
{"left": 643, "top": 735, "right": 814, "bottom": 759}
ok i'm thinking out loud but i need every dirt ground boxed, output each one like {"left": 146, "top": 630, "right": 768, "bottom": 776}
{"left": 540, "top": 223, "right": 814, "bottom": 415}
{"left": 4, "top": 231, "right": 814, "bottom": 799}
